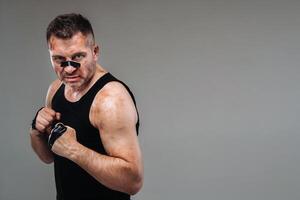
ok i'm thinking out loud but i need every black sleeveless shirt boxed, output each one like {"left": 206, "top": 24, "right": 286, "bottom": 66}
{"left": 51, "top": 73, "right": 139, "bottom": 200}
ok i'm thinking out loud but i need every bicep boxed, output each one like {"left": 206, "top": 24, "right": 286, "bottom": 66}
{"left": 101, "top": 123, "right": 141, "bottom": 163}
{"left": 91, "top": 83, "right": 141, "bottom": 163}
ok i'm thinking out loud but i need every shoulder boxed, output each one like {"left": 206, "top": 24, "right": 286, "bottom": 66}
{"left": 97, "top": 81, "right": 133, "bottom": 103}
{"left": 45, "top": 79, "right": 63, "bottom": 107}
{"left": 90, "top": 81, "right": 138, "bottom": 130}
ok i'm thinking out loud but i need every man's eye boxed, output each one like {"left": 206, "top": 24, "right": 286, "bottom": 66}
{"left": 53, "top": 57, "right": 65, "bottom": 62}
{"left": 73, "top": 54, "right": 85, "bottom": 61}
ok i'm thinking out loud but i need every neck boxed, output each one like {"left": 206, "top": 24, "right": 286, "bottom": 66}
{"left": 65, "top": 64, "right": 107, "bottom": 101}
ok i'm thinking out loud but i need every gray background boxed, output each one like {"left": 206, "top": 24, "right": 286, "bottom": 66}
{"left": 1, "top": 0, "right": 300, "bottom": 199}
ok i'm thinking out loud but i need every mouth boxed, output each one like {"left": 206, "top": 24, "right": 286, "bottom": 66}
{"left": 64, "top": 76, "right": 80, "bottom": 82}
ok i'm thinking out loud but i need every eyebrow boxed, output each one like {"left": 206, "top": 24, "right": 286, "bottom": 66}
{"left": 52, "top": 55, "right": 64, "bottom": 58}
{"left": 52, "top": 52, "right": 87, "bottom": 59}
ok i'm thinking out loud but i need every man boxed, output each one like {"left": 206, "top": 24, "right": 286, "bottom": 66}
{"left": 30, "top": 13, "right": 143, "bottom": 200}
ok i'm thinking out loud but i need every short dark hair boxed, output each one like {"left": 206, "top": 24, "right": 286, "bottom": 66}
{"left": 46, "top": 13, "right": 94, "bottom": 43}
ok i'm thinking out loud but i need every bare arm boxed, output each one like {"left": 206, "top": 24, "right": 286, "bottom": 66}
{"left": 30, "top": 79, "right": 62, "bottom": 164}
{"left": 53, "top": 82, "right": 143, "bottom": 194}
{"left": 30, "top": 128, "right": 54, "bottom": 164}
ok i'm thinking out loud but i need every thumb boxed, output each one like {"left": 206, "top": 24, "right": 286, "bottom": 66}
{"left": 56, "top": 112, "right": 61, "bottom": 120}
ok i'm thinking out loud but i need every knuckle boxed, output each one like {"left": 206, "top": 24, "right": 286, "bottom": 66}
{"left": 36, "top": 124, "right": 44, "bottom": 132}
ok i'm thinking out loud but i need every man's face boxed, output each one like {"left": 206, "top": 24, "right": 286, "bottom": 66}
{"left": 48, "top": 32, "right": 99, "bottom": 90}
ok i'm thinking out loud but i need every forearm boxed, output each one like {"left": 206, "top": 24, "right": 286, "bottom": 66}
{"left": 68, "top": 143, "right": 143, "bottom": 195}
{"left": 30, "top": 129, "right": 54, "bottom": 164}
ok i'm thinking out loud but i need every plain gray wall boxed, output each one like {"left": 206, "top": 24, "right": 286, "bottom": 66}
{"left": 1, "top": 0, "right": 300, "bottom": 199}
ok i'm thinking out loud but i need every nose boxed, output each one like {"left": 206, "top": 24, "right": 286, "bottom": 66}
{"left": 63, "top": 65, "right": 77, "bottom": 74}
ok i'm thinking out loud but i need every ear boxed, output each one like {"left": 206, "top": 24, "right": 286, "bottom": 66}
{"left": 93, "top": 45, "right": 100, "bottom": 60}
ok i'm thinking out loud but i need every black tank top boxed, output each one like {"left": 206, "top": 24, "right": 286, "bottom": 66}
{"left": 51, "top": 72, "right": 139, "bottom": 200}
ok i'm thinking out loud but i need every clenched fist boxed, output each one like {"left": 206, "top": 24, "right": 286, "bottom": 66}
{"left": 35, "top": 107, "right": 61, "bottom": 134}
{"left": 51, "top": 125, "right": 78, "bottom": 158}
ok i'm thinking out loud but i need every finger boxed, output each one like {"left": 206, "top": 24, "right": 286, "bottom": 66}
{"left": 37, "top": 114, "right": 55, "bottom": 127}
{"left": 36, "top": 119, "right": 50, "bottom": 132}
{"left": 38, "top": 116, "right": 50, "bottom": 125}
{"left": 43, "top": 108, "right": 57, "bottom": 118}
{"left": 39, "top": 112, "right": 55, "bottom": 123}
{"left": 35, "top": 123, "right": 46, "bottom": 133}
{"left": 36, "top": 115, "right": 55, "bottom": 132}
{"left": 40, "top": 108, "right": 59, "bottom": 122}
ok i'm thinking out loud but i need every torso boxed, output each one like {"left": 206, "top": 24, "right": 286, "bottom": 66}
{"left": 48, "top": 66, "right": 107, "bottom": 121}
{"left": 50, "top": 70, "right": 136, "bottom": 200}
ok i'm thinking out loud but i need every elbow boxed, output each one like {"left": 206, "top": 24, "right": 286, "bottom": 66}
{"left": 128, "top": 176, "right": 143, "bottom": 195}
{"left": 117, "top": 158, "right": 144, "bottom": 195}
{"left": 42, "top": 157, "right": 54, "bottom": 164}
{"left": 127, "top": 166, "right": 144, "bottom": 195}
{"left": 119, "top": 162, "right": 144, "bottom": 195}
{"left": 40, "top": 156, "right": 54, "bottom": 164}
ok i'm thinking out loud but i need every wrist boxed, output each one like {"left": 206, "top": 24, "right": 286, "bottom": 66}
{"left": 30, "top": 128, "right": 47, "bottom": 139}
{"left": 31, "top": 107, "right": 44, "bottom": 130}
{"left": 68, "top": 142, "right": 87, "bottom": 163}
